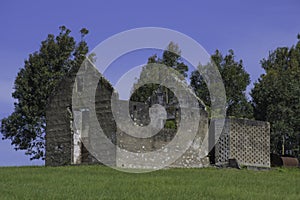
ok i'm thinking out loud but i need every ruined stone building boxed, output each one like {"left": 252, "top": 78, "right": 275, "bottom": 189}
{"left": 45, "top": 64, "right": 271, "bottom": 169}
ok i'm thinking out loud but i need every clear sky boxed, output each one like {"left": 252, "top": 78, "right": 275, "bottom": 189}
{"left": 0, "top": 0, "right": 300, "bottom": 166}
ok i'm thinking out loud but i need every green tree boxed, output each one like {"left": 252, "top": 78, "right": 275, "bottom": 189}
{"left": 190, "top": 49, "right": 253, "bottom": 118}
{"left": 251, "top": 35, "right": 300, "bottom": 157}
{"left": 0, "top": 26, "right": 89, "bottom": 160}
{"left": 130, "top": 42, "right": 188, "bottom": 129}
{"left": 131, "top": 42, "right": 188, "bottom": 104}
{"left": 160, "top": 42, "right": 188, "bottom": 78}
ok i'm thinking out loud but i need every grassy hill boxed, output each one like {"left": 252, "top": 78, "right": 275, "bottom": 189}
{"left": 0, "top": 166, "right": 299, "bottom": 200}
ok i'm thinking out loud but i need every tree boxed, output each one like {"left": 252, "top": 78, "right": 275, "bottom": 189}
{"left": 251, "top": 35, "right": 300, "bottom": 157}
{"left": 130, "top": 42, "right": 188, "bottom": 129}
{"left": 131, "top": 42, "right": 188, "bottom": 104}
{"left": 0, "top": 26, "right": 90, "bottom": 160}
{"left": 160, "top": 42, "right": 188, "bottom": 78}
{"left": 190, "top": 49, "right": 253, "bottom": 118}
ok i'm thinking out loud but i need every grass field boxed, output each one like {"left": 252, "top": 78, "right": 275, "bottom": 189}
{"left": 0, "top": 166, "right": 299, "bottom": 200}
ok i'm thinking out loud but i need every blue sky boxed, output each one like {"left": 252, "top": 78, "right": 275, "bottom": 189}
{"left": 0, "top": 0, "right": 300, "bottom": 166}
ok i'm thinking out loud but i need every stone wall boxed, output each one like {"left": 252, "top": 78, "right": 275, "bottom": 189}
{"left": 46, "top": 64, "right": 270, "bottom": 169}
{"left": 46, "top": 63, "right": 116, "bottom": 166}
{"left": 45, "top": 62, "right": 210, "bottom": 168}
{"left": 45, "top": 67, "right": 75, "bottom": 166}
{"left": 116, "top": 108, "right": 210, "bottom": 169}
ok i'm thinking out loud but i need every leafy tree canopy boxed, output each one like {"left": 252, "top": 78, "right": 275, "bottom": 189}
{"left": 190, "top": 49, "right": 253, "bottom": 118}
{"left": 131, "top": 42, "right": 188, "bottom": 104}
{"left": 1, "top": 26, "right": 89, "bottom": 160}
{"left": 251, "top": 35, "right": 300, "bottom": 157}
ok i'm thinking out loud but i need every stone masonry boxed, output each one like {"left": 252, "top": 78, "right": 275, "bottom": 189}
{"left": 46, "top": 64, "right": 271, "bottom": 168}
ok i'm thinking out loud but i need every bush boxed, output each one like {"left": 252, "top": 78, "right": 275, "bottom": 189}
{"left": 164, "top": 120, "right": 176, "bottom": 129}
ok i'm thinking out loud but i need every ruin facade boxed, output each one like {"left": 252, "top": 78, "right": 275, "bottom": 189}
{"left": 45, "top": 65, "right": 270, "bottom": 168}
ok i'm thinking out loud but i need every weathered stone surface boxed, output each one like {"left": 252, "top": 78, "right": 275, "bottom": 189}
{"left": 116, "top": 108, "right": 210, "bottom": 169}
{"left": 46, "top": 64, "right": 270, "bottom": 170}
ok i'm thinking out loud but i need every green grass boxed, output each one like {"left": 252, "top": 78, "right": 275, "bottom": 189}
{"left": 0, "top": 166, "right": 299, "bottom": 200}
